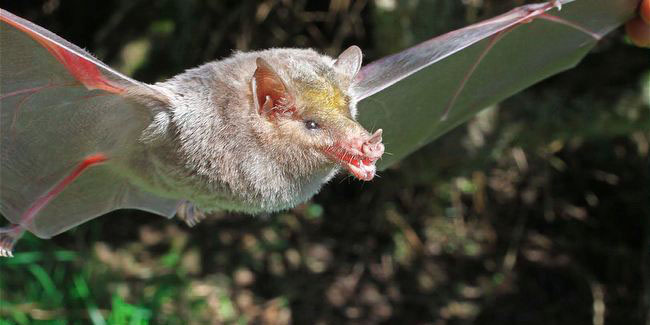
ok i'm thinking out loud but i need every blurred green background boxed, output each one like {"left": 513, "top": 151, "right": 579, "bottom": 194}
{"left": 1, "top": 0, "right": 649, "bottom": 324}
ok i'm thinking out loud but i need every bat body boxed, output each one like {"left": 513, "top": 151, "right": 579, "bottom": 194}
{"left": 126, "top": 48, "right": 382, "bottom": 216}
{"left": 0, "top": 9, "right": 383, "bottom": 255}
{"left": 0, "top": 0, "right": 638, "bottom": 256}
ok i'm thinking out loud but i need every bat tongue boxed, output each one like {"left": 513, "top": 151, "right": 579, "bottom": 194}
{"left": 344, "top": 159, "right": 377, "bottom": 181}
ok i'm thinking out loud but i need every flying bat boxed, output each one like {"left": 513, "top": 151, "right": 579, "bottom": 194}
{"left": 0, "top": 0, "right": 639, "bottom": 256}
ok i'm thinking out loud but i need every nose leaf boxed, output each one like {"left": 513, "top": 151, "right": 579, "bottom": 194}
{"left": 368, "top": 129, "right": 383, "bottom": 144}
{"left": 362, "top": 129, "right": 384, "bottom": 160}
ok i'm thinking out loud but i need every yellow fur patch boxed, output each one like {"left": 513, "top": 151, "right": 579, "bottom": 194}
{"left": 302, "top": 85, "right": 348, "bottom": 116}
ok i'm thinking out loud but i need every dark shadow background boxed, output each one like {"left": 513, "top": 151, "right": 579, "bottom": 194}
{"left": 1, "top": 0, "right": 649, "bottom": 324}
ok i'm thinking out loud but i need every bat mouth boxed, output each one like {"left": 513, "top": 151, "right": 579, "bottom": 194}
{"left": 323, "top": 129, "right": 384, "bottom": 181}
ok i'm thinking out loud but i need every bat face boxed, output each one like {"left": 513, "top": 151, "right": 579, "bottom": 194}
{"left": 250, "top": 47, "right": 384, "bottom": 181}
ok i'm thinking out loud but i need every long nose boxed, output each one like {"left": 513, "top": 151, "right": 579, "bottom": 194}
{"left": 362, "top": 129, "right": 384, "bottom": 160}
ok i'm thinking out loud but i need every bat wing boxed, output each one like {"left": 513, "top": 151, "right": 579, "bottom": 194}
{"left": 353, "top": 0, "right": 639, "bottom": 169}
{"left": 0, "top": 9, "right": 180, "bottom": 239}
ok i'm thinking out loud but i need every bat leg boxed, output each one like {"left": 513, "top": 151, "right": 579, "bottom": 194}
{"left": 176, "top": 201, "right": 206, "bottom": 227}
{"left": 0, "top": 224, "right": 25, "bottom": 258}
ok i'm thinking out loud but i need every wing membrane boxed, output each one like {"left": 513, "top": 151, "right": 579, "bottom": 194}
{"left": 0, "top": 9, "right": 179, "bottom": 238}
{"left": 354, "top": 0, "right": 638, "bottom": 169}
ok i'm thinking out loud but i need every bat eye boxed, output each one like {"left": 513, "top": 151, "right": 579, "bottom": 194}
{"left": 305, "top": 120, "right": 319, "bottom": 130}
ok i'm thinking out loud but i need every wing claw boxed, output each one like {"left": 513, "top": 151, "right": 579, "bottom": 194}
{"left": 551, "top": 0, "right": 562, "bottom": 11}
{"left": 0, "top": 225, "right": 25, "bottom": 258}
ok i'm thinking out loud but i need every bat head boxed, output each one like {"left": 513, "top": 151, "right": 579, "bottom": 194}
{"left": 251, "top": 46, "right": 384, "bottom": 181}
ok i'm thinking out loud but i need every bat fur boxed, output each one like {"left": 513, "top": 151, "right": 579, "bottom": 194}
{"left": 126, "top": 48, "right": 384, "bottom": 215}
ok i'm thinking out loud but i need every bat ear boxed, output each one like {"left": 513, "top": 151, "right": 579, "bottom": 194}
{"left": 252, "top": 57, "right": 294, "bottom": 119}
{"left": 334, "top": 45, "right": 363, "bottom": 80}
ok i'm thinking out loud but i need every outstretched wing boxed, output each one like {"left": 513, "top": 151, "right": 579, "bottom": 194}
{"left": 354, "top": 0, "right": 639, "bottom": 169}
{"left": 0, "top": 9, "right": 180, "bottom": 239}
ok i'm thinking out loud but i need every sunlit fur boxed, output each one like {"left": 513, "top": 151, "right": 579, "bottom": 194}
{"left": 135, "top": 48, "right": 372, "bottom": 213}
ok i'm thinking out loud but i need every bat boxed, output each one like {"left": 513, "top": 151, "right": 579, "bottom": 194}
{"left": 0, "top": 0, "right": 638, "bottom": 256}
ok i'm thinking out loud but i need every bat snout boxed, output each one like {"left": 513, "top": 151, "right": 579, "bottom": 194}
{"left": 362, "top": 129, "right": 384, "bottom": 161}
